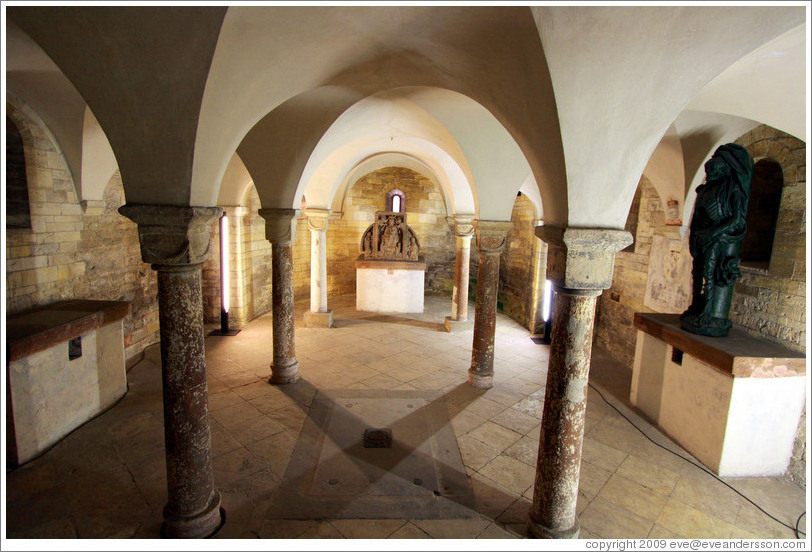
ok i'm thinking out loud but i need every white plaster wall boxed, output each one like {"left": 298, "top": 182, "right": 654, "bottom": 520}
{"left": 719, "top": 376, "right": 806, "bottom": 477}
{"left": 687, "top": 24, "right": 806, "bottom": 142}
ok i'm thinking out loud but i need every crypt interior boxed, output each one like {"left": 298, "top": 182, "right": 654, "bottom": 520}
{"left": 3, "top": 4, "right": 809, "bottom": 543}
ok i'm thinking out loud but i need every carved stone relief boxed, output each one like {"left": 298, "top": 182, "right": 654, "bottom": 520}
{"left": 360, "top": 212, "right": 421, "bottom": 261}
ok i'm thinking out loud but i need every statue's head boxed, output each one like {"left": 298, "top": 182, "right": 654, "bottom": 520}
{"left": 706, "top": 143, "right": 754, "bottom": 192}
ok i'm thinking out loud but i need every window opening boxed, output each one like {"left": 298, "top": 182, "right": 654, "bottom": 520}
{"left": 386, "top": 189, "right": 405, "bottom": 212}
{"left": 6, "top": 117, "right": 31, "bottom": 229}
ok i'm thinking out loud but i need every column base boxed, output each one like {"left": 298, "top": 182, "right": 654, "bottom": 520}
{"left": 304, "top": 310, "right": 333, "bottom": 328}
{"left": 444, "top": 316, "right": 474, "bottom": 333}
{"left": 528, "top": 516, "right": 579, "bottom": 539}
{"left": 162, "top": 490, "right": 224, "bottom": 539}
{"left": 467, "top": 372, "right": 493, "bottom": 389}
{"left": 270, "top": 360, "right": 300, "bottom": 385}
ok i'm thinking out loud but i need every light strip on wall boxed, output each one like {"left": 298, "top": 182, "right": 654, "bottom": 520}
{"left": 221, "top": 213, "right": 230, "bottom": 314}
{"left": 542, "top": 278, "right": 552, "bottom": 322}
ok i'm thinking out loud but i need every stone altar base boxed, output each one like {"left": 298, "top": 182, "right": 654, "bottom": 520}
{"left": 631, "top": 312, "right": 806, "bottom": 477}
{"left": 355, "top": 259, "right": 426, "bottom": 314}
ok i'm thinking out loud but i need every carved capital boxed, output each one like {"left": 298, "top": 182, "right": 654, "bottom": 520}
{"left": 305, "top": 209, "right": 330, "bottom": 232}
{"left": 258, "top": 208, "right": 301, "bottom": 245}
{"left": 451, "top": 215, "right": 476, "bottom": 237}
{"left": 118, "top": 204, "right": 222, "bottom": 267}
{"left": 474, "top": 220, "right": 513, "bottom": 255}
{"left": 536, "top": 226, "right": 633, "bottom": 290}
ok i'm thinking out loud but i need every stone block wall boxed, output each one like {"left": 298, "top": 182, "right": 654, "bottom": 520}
{"left": 498, "top": 194, "right": 538, "bottom": 330}
{"left": 5, "top": 100, "right": 159, "bottom": 364}
{"left": 594, "top": 175, "right": 682, "bottom": 367}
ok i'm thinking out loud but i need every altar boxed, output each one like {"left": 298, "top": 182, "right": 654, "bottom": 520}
{"left": 631, "top": 312, "right": 805, "bottom": 477}
{"left": 355, "top": 211, "right": 426, "bottom": 314}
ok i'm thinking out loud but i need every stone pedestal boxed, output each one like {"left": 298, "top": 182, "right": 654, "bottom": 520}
{"left": 259, "top": 208, "right": 301, "bottom": 385}
{"left": 468, "top": 220, "right": 513, "bottom": 389}
{"left": 119, "top": 204, "right": 224, "bottom": 539}
{"left": 7, "top": 300, "right": 130, "bottom": 467}
{"left": 305, "top": 209, "right": 333, "bottom": 328}
{"left": 528, "top": 226, "right": 631, "bottom": 539}
{"left": 445, "top": 216, "right": 475, "bottom": 333}
{"left": 632, "top": 313, "right": 806, "bottom": 477}
{"left": 355, "top": 259, "right": 427, "bottom": 313}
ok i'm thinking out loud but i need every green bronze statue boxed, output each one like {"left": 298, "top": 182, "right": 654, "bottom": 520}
{"left": 680, "top": 143, "right": 753, "bottom": 337}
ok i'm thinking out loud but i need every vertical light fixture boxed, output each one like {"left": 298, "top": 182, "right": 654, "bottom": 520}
{"left": 540, "top": 278, "right": 553, "bottom": 343}
{"left": 211, "top": 212, "right": 240, "bottom": 336}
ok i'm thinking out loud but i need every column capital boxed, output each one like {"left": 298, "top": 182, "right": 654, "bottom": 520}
{"left": 118, "top": 204, "right": 222, "bottom": 267}
{"left": 258, "top": 208, "right": 301, "bottom": 245}
{"left": 474, "top": 220, "right": 513, "bottom": 254}
{"left": 535, "top": 225, "right": 632, "bottom": 290}
{"left": 305, "top": 208, "right": 331, "bottom": 232}
{"left": 448, "top": 215, "right": 476, "bottom": 237}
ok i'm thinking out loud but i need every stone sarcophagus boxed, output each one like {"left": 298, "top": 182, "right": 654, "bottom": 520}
{"left": 360, "top": 212, "right": 420, "bottom": 261}
{"left": 356, "top": 212, "right": 426, "bottom": 313}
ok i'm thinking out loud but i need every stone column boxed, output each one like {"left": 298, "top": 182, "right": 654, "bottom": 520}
{"left": 468, "top": 220, "right": 514, "bottom": 388}
{"left": 445, "top": 216, "right": 475, "bottom": 332}
{"left": 303, "top": 209, "right": 333, "bottom": 328}
{"left": 528, "top": 226, "right": 632, "bottom": 539}
{"left": 258, "top": 208, "right": 301, "bottom": 384}
{"left": 119, "top": 204, "right": 224, "bottom": 539}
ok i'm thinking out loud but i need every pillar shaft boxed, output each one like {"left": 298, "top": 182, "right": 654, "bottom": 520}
{"left": 451, "top": 235, "right": 472, "bottom": 321}
{"left": 529, "top": 287, "right": 600, "bottom": 538}
{"left": 271, "top": 242, "right": 298, "bottom": 383}
{"left": 467, "top": 220, "right": 512, "bottom": 388}
{"left": 310, "top": 228, "right": 328, "bottom": 312}
{"left": 119, "top": 204, "right": 223, "bottom": 539}
{"left": 259, "top": 208, "right": 301, "bottom": 383}
{"left": 157, "top": 265, "right": 222, "bottom": 536}
{"left": 528, "top": 225, "right": 632, "bottom": 539}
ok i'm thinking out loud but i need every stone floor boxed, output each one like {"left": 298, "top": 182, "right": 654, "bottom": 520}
{"left": 4, "top": 294, "right": 807, "bottom": 543}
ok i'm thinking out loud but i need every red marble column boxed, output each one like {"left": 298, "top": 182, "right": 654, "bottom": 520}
{"left": 528, "top": 286, "right": 600, "bottom": 538}
{"left": 528, "top": 226, "right": 632, "bottom": 539}
{"left": 467, "top": 220, "right": 513, "bottom": 389}
{"left": 119, "top": 204, "right": 223, "bottom": 538}
{"left": 259, "top": 208, "right": 301, "bottom": 384}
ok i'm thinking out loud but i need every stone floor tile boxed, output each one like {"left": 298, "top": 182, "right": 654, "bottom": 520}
{"left": 581, "top": 435, "right": 628, "bottom": 472}
{"left": 655, "top": 498, "right": 736, "bottom": 539}
{"left": 670, "top": 469, "right": 745, "bottom": 525}
{"left": 647, "top": 524, "right": 683, "bottom": 538}
{"left": 457, "top": 434, "right": 503, "bottom": 471}
{"left": 478, "top": 454, "right": 537, "bottom": 496}
{"left": 388, "top": 522, "right": 432, "bottom": 538}
{"left": 297, "top": 521, "right": 345, "bottom": 538}
{"left": 412, "top": 518, "right": 491, "bottom": 538}
{"left": 733, "top": 501, "right": 799, "bottom": 539}
{"left": 616, "top": 454, "right": 682, "bottom": 495}
{"left": 577, "top": 460, "right": 613, "bottom": 501}
{"left": 464, "top": 396, "right": 509, "bottom": 419}
{"left": 477, "top": 522, "right": 520, "bottom": 538}
{"left": 511, "top": 390, "right": 546, "bottom": 418}
{"left": 596, "top": 473, "right": 669, "bottom": 522}
{"left": 503, "top": 435, "right": 539, "bottom": 467}
{"left": 579, "top": 495, "right": 655, "bottom": 539}
{"left": 329, "top": 519, "right": 408, "bottom": 539}
{"left": 467, "top": 421, "right": 523, "bottom": 451}
{"left": 490, "top": 407, "right": 542, "bottom": 435}
{"left": 258, "top": 519, "right": 321, "bottom": 538}
{"left": 469, "top": 472, "right": 520, "bottom": 520}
